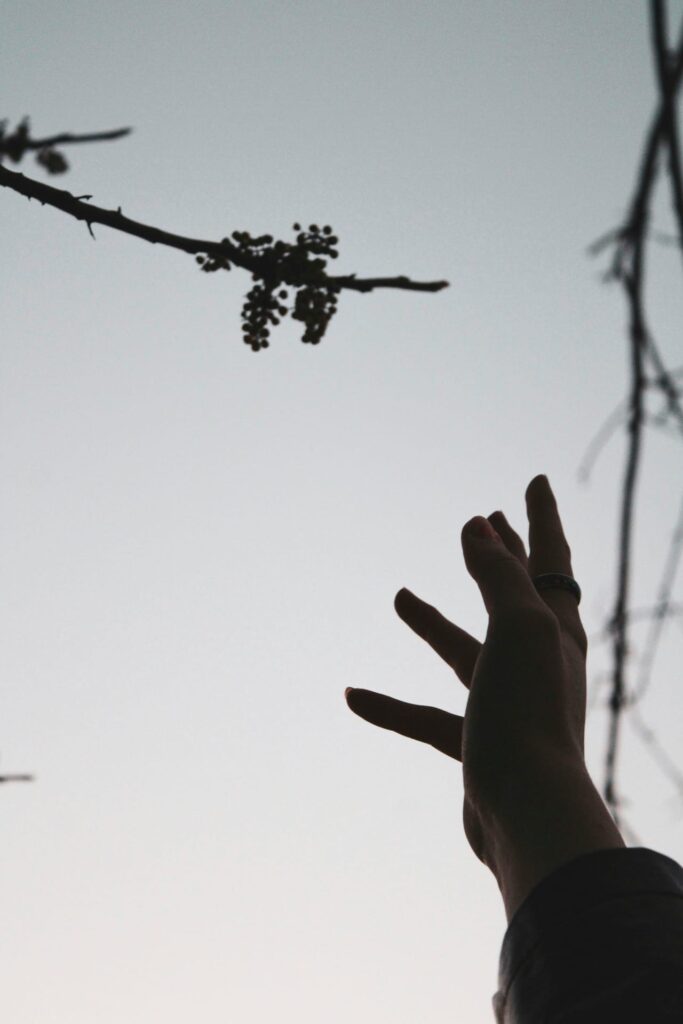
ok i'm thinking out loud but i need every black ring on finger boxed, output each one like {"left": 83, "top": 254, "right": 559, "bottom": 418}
{"left": 532, "top": 572, "right": 581, "bottom": 606}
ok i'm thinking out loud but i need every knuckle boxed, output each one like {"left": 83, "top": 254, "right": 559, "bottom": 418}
{"left": 525, "top": 606, "right": 563, "bottom": 646}
{"left": 535, "top": 606, "right": 563, "bottom": 638}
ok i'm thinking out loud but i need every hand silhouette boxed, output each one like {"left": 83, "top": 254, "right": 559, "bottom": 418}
{"left": 345, "top": 474, "right": 591, "bottom": 868}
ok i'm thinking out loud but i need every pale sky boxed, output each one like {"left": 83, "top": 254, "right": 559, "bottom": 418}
{"left": 2, "top": 1, "right": 683, "bottom": 1021}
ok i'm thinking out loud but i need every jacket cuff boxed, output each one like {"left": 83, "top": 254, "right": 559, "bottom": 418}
{"left": 492, "top": 846, "right": 683, "bottom": 1022}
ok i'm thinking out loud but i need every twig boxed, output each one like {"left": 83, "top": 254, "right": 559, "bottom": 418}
{"left": 602, "top": 259, "right": 648, "bottom": 828}
{"left": 0, "top": 139, "right": 448, "bottom": 350}
{"left": 0, "top": 117, "right": 132, "bottom": 176}
{"left": 652, "top": 0, "right": 683, "bottom": 262}
{"left": 0, "top": 162, "right": 447, "bottom": 294}
{"left": 586, "top": 1, "right": 683, "bottom": 829}
{"left": 628, "top": 704, "right": 683, "bottom": 801}
{"left": 2, "top": 125, "right": 132, "bottom": 155}
{"left": 589, "top": 2, "right": 683, "bottom": 831}
{"left": 626, "top": 492, "right": 683, "bottom": 706}
{"left": 576, "top": 399, "right": 630, "bottom": 483}
{"left": 587, "top": 601, "right": 683, "bottom": 645}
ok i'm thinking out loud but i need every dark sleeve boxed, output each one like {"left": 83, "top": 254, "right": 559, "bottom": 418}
{"left": 491, "top": 847, "right": 683, "bottom": 1023}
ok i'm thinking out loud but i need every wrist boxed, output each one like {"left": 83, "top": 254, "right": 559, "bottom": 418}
{"left": 476, "top": 752, "right": 625, "bottom": 922}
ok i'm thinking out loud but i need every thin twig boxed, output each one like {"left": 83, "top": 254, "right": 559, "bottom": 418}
{"left": 626, "top": 492, "right": 683, "bottom": 705}
{"left": 586, "top": 1, "right": 683, "bottom": 828}
{"left": 652, "top": 0, "right": 683, "bottom": 262}
{"left": 587, "top": 601, "right": 683, "bottom": 645}
{"left": 628, "top": 704, "right": 683, "bottom": 800}
{"left": 602, "top": 263, "right": 648, "bottom": 828}
{"left": 576, "top": 399, "right": 630, "bottom": 483}
{"left": 7, "top": 126, "right": 132, "bottom": 153}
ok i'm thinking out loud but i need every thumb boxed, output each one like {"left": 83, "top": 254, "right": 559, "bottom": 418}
{"left": 461, "top": 516, "right": 539, "bottom": 616}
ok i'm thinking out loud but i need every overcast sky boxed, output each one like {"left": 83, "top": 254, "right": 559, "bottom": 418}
{"left": 3, "top": 1, "right": 683, "bottom": 1021}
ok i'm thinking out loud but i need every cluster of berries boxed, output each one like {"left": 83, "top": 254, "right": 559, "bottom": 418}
{"left": 195, "top": 223, "right": 340, "bottom": 351}
{"left": 240, "top": 279, "right": 290, "bottom": 351}
{"left": 291, "top": 281, "right": 340, "bottom": 346}
{"left": 35, "top": 147, "right": 68, "bottom": 173}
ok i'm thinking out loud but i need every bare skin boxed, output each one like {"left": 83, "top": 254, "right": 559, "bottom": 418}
{"left": 345, "top": 474, "right": 624, "bottom": 921}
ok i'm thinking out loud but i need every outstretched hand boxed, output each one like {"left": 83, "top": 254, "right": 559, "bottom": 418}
{"left": 345, "top": 474, "right": 592, "bottom": 871}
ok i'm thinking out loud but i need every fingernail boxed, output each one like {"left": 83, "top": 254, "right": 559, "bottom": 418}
{"left": 466, "top": 516, "right": 499, "bottom": 541}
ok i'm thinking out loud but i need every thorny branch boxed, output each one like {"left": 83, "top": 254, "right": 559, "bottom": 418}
{"left": 584, "top": 0, "right": 683, "bottom": 836}
{"left": 0, "top": 116, "right": 448, "bottom": 352}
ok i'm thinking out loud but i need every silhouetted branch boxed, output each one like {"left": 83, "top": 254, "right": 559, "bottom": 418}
{"left": 577, "top": 371, "right": 683, "bottom": 482}
{"left": 652, "top": 0, "right": 683, "bottom": 261}
{"left": 587, "top": 602, "right": 683, "bottom": 645}
{"left": 0, "top": 118, "right": 449, "bottom": 350}
{"left": 0, "top": 115, "right": 132, "bottom": 174}
{"left": 586, "top": 11, "right": 683, "bottom": 277}
{"left": 577, "top": 399, "right": 630, "bottom": 483}
{"left": 586, "top": 0, "right": 683, "bottom": 828}
{"left": 628, "top": 704, "right": 683, "bottom": 801}
{"left": 626, "top": 491, "right": 683, "bottom": 706}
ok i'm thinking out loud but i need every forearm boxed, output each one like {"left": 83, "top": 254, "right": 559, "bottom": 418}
{"left": 479, "top": 753, "right": 626, "bottom": 922}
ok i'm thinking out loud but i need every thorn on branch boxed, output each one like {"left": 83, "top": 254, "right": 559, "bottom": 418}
{"left": 86, "top": 221, "right": 95, "bottom": 239}
{"left": 586, "top": 227, "right": 623, "bottom": 256}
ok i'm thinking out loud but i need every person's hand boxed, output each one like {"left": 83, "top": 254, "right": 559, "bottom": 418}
{"left": 344, "top": 474, "right": 615, "bottom": 899}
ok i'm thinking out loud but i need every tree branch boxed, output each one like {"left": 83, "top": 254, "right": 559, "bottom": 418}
{"left": 586, "top": 10, "right": 683, "bottom": 275}
{"left": 4, "top": 125, "right": 133, "bottom": 154}
{"left": 586, "top": 0, "right": 683, "bottom": 828}
{"left": 652, "top": 0, "right": 683, "bottom": 263}
{"left": 0, "top": 116, "right": 132, "bottom": 174}
{"left": 0, "top": 119, "right": 449, "bottom": 350}
{"left": 0, "top": 162, "right": 448, "bottom": 293}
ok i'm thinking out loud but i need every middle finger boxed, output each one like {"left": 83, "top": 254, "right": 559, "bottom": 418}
{"left": 487, "top": 509, "right": 530, "bottom": 571}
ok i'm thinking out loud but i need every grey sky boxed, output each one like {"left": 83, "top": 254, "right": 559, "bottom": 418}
{"left": 2, "top": 1, "right": 683, "bottom": 1021}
